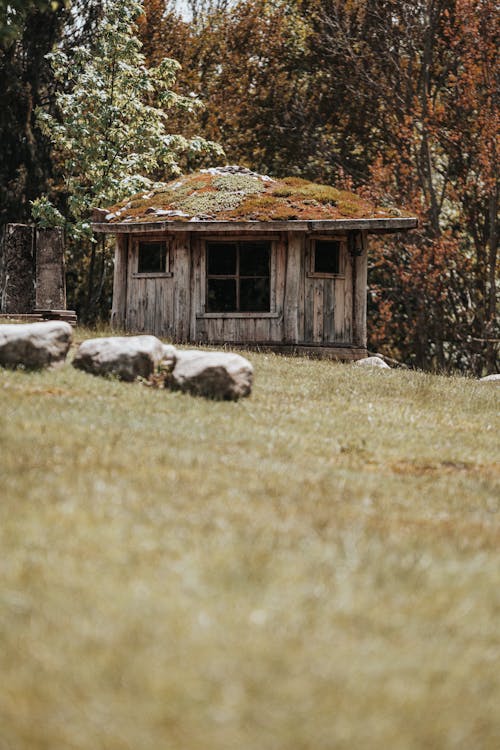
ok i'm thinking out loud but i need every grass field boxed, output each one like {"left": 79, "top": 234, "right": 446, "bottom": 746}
{"left": 1, "top": 330, "right": 499, "bottom": 750}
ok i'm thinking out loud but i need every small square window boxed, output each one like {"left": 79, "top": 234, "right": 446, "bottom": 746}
{"left": 314, "top": 240, "right": 340, "bottom": 275}
{"left": 137, "top": 241, "right": 168, "bottom": 274}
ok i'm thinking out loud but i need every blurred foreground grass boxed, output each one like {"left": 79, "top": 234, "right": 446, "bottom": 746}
{"left": 1, "top": 332, "right": 499, "bottom": 749}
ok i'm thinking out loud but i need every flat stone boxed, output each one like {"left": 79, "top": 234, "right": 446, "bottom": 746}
{"left": 73, "top": 335, "right": 165, "bottom": 381}
{"left": 167, "top": 349, "right": 253, "bottom": 400}
{"left": 0, "top": 321, "right": 72, "bottom": 369}
{"left": 354, "top": 356, "right": 391, "bottom": 369}
{"left": 162, "top": 344, "right": 177, "bottom": 369}
{"left": 479, "top": 374, "right": 500, "bottom": 384}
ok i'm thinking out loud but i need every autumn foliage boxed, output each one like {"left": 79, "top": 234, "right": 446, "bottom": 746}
{"left": 2, "top": 0, "right": 497, "bottom": 370}
{"left": 138, "top": 0, "right": 498, "bottom": 372}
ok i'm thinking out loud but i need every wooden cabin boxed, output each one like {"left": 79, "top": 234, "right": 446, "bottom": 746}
{"left": 92, "top": 166, "right": 417, "bottom": 360}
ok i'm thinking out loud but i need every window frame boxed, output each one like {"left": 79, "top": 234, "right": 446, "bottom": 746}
{"left": 201, "top": 237, "right": 278, "bottom": 318}
{"left": 307, "top": 235, "right": 346, "bottom": 279}
{"left": 132, "top": 236, "right": 172, "bottom": 278}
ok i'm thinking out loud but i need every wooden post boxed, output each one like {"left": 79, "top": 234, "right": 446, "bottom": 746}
{"left": 35, "top": 227, "right": 66, "bottom": 310}
{"left": 284, "top": 231, "right": 303, "bottom": 342}
{"left": 111, "top": 234, "right": 128, "bottom": 329}
{"left": 173, "top": 232, "right": 190, "bottom": 342}
{"left": 351, "top": 230, "right": 368, "bottom": 348}
{"left": 0, "top": 224, "right": 35, "bottom": 313}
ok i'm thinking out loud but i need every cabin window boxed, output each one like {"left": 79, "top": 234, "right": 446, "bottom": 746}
{"left": 206, "top": 241, "right": 271, "bottom": 313}
{"left": 313, "top": 239, "right": 340, "bottom": 275}
{"left": 137, "top": 240, "right": 169, "bottom": 274}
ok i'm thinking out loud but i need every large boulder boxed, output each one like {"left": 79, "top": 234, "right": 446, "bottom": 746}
{"left": 354, "top": 356, "right": 391, "bottom": 369}
{"left": 480, "top": 374, "right": 500, "bottom": 384}
{"left": 73, "top": 335, "right": 166, "bottom": 381}
{"left": 0, "top": 321, "right": 72, "bottom": 369}
{"left": 167, "top": 349, "right": 253, "bottom": 400}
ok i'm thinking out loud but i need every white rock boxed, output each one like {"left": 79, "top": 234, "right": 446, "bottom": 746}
{"left": 168, "top": 349, "right": 253, "bottom": 400}
{"left": 480, "top": 374, "right": 500, "bottom": 384}
{"left": 0, "top": 321, "right": 73, "bottom": 369}
{"left": 154, "top": 209, "right": 190, "bottom": 217}
{"left": 354, "top": 356, "right": 391, "bottom": 369}
{"left": 162, "top": 344, "right": 177, "bottom": 369}
{"left": 73, "top": 335, "right": 165, "bottom": 381}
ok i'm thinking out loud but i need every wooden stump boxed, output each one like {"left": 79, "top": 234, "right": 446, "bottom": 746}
{"left": 35, "top": 228, "right": 66, "bottom": 310}
{"left": 0, "top": 224, "right": 35, "bottom": 313}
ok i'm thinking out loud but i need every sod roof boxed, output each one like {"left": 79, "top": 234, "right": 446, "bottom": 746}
{"left": 98, "top": 166, "right": 413, "bottom": 227}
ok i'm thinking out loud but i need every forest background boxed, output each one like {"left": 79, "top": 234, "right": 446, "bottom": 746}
{"left": 0, "top": 0, "right": 498, "bottom": 373}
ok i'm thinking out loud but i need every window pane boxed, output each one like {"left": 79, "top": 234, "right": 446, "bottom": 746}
{"left": 207, "top": 279, "right": 237, "bottom": 312}
{"left": 138, "top": 241, "right": 167, "bottom": 273}
{"left": 239, "top": 242, "right": 270, "bottom": 276}
{"left": 240, "top": 278, "right": 270, "bottom": 312}
{"left": 207, "top": 243, "right": 237, "bottom": 275}
{"left": 314, "top": 240, "right": 340, "bottom": 274}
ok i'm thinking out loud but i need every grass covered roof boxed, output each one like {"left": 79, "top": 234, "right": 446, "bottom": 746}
{"left": 101, "top": 166, "right": 409, "bottom": 225}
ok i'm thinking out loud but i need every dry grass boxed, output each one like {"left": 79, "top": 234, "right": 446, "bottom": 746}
{"left": 1, "top": 333, "right": 499, "bottom": 750}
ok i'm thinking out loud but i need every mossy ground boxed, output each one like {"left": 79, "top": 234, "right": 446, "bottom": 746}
{"left": 1, "top": 331, "right": 499, "bottom": 749}
{"left": 106, "top": 169, "right": 407, "bottom": 223}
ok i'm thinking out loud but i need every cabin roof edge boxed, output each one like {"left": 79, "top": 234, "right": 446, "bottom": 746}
{"left": 91, "top": 217, "right": 418, "bottom": 235}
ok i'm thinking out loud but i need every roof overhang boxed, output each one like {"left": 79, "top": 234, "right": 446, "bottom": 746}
{"left": 91, "top": 217, "right": 418, "bottom": 235}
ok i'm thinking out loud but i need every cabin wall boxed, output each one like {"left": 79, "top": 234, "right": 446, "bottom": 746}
{"left": 113, "top": 229, "right": 366, "bottom": 351}
{"left": 121, "top": 232, "right": 190, "bottom": 339}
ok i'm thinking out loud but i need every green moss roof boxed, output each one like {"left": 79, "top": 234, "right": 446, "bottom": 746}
{"left": 102, "top": 166, "right": 408, "bottom": 224}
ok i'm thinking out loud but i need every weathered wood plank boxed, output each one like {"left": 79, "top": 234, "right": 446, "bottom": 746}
{"left": 199, "top": 239, "right": 207, "bottom": 314}
{"left": 128, "top": 277, "right": 145, "bottom": 332}
{"left": 173, "top": 232, "right": 190, "bottom": 342}
{"left": 162, "top": 272, "right": 175, "bottom": 339}
{"left": 144, "top": 278, "right": 156, "bottom": 332}
{"left": 304, "top": 278, "right": 313, "bottom": 342}
{"left": 274, "top": 233, "right": 286, "bottom": 316}
{"left": 352, "top": 231, "right": 368, "bottom": 347}
{"left": 270, "top": 237, "right": 285, "bottom": 341}
{"left": 343, "top": 240, "right": 353, "bottom": 343}
{"left": 125, "top": 239, "right": 136, "bottom": 330}
{"left": 323, "top": 279, "right": 334, "bottom": 343}
{"left": 298, "top": 238, "right": 306, "bottom": 341}
{"left": 204, "top": 317, "right": 224, "bottom": 342}
{"left": 354, "top": 230, "right": 368, "bottom": 347}
{"left": 333, "top": 278, "right": 344, "bottom": 341}
{"left": 239, "top": 318, "right": 255, "bottom": 342}
{"left": 222, "top": 318, "right": 238, "bottom": 342}
{"left": 189, "top": 235, "right": 200, "bottom": 341}
{"left": 111, "top": 234, "right": 128, "bottom": 329}
{"left": 154, "top": 278, "right": 163, "bottom": 337}
{"left": 254, "top": 317, "right": 271, "bottom": 342}
{"left": 284, "top": 232, "right": 303, "bottom": 343}
{"left": 313, "top": 279, "right": 323, "bottom": 343}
